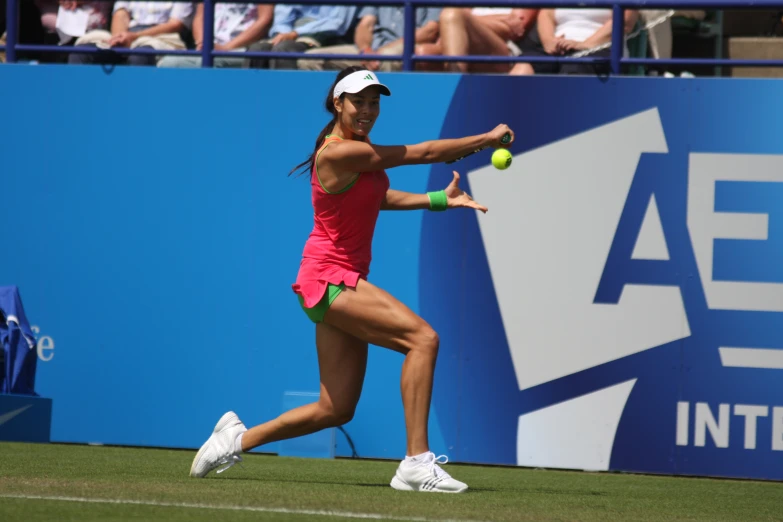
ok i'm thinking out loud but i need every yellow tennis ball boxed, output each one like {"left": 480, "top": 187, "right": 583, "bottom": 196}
{"left": 491, "top": 148, "right": 512, "bottom": 170}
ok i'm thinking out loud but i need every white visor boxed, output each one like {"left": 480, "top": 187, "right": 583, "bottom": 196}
{"left": 333, "top": 70, "right": 391, "bottom": 100}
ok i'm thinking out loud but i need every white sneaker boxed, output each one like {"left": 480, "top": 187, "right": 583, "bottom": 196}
{"left": 390, "top": 452, "right": 468, "bottom": 493}
{"left": 189, "top": 411, "right": 247, "bottom": 478}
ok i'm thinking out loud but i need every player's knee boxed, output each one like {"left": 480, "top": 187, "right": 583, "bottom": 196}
{"left": 327, "top": 405, "right": 356, "bottom": 427}
{"left": 413, "top": 324, "right": 439, "bottom": 359}
{"left": 318, "top": 401, "right": 356, "bottom": 427}
{"left": 334, "top": 406, "right": 356, "bottom": 426}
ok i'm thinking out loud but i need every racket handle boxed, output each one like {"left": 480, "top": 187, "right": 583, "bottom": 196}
{"left": 500, "top": 133, "right": 511, "bottom": 145}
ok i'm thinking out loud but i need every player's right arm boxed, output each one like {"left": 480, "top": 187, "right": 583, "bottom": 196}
{"left": 321, "top": 124, "right": 513, "bottom": 175}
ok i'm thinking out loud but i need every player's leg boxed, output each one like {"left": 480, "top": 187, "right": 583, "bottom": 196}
{"left": 324, "top": 279, "right": 468, "bottom": 493}
{"left": 240, "top": 322, "right": 368, "bottom": 448}
{"left": 190, "top": 320, "right": 368, "bottom": 478}
{"left": 325, "top": 280, "right": 435, "bottom": 457}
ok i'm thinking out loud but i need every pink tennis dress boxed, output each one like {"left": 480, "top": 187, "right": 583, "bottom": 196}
{"left": 292, "top": 135, "right": 390, "bottom": 308}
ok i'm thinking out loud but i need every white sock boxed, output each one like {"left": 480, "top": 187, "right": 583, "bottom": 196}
{"left": 234, "top": 431, "right": 246, "bottom": 455}
{"left": 403, "top": 451, "right": 431, "bottom": 467}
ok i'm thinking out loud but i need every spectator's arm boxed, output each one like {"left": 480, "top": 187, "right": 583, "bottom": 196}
{"left": 110, "top": 7, "right": 131, "bottom": 36}
{"left": 133, "top": 17, "right": 187, "bottom": 39}
{"left": 291, "top": 7, "right": 352, "bottom": 37}
{"left": 221, "top": 5, "right": 274, "bottom": 49}
{"left": 171, "top": 3, "right": 195, "bottom": 29}
{"left": 269, "top": 5, "right": 297, "bottom": 37}
{"left": 414, "top": 20, "right": 439, "bottom": 44}
{"left": 354, "top": 14, "right": 376, "bottom": 52}
{"left": 116, "top": 2, "right": 190, "bottom": 41}
{"left": 536, "top": 9, "right": 559, "bottom": 54}
{"left": 580, "top": 9, "right": 639, "bottom": 47}
{"left": 415, "top": 8, "right": 440, "bottom": 43}
{"left": 192, "top": 3, "right": 204, "bottom": 48}
{"left": 466, "top": 10, "right": 531, "bottom": 41}
{"left": 514, "top": 8, "right": 538, "bottom": 32}
{"left": 470, "top": 12, "right": 509, "bottom": 35}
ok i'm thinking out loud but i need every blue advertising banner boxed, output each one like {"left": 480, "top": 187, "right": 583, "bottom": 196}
{"left": 1, "top": 66, "right": 782, "bottom": 480}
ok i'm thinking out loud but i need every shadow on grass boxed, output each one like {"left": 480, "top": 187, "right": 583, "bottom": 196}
{"left": 213, "top": 476, "right": 505, "bottom": 493}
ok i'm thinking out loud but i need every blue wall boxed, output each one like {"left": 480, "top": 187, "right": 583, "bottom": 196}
{"left": 2, "top": 65, "right": 783, "bottom": 480}
{"left": 0, "top": 65, "right": 457, "bottom": 457}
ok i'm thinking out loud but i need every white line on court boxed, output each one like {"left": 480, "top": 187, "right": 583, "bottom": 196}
{"left": 0, "top": 493, "right": 486, "bottom": 522}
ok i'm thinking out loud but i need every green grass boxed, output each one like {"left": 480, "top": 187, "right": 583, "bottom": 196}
{"left": 0, "top": 442, "right": 780, "bottom": 521}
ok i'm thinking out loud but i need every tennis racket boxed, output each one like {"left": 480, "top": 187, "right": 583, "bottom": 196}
{"left": 446, "top": 133, "right": 511, "bottom": 164}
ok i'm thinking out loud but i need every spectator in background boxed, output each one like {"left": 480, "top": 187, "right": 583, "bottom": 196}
{"left": 55, "top": 2, "right": 113, "bottom": 46}
{"left": 1, "top": 0, "right": 46, "bottom": 63}
{"left": 511, "top": 8, "right": 638, "bottom": 75}
{"left": 68, "top": 1, "right": 193, "bottom": 66}
{"left": 247, "top": 5, "right": 357, "bottom": 70}
{"left": 640, "top": 10, "right": 672, "bottom": 62}
{"left": 158, "top": 3, "right": 272, "bottom": 68}
{"left": 297, "top": 6, "right": 441, "bottom": 72}
{"left": 0, "top": 0, "right": 104, "bottom": 62}
{"left": 437, "top": 8, "right": 538, "bottom": 73}
{"left": 33, "top": 0, "right": 59, "bottom": 45}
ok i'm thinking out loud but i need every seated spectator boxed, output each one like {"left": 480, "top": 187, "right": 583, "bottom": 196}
{"left": 511, "top": 8, "right": 638, "bottom": 75}
{"left": 640, "top": 10, "right": 672, "bottom": 63}
{"left": 437, "top": 7, "right": 538, "bottom": 73}
{"left": 34, "top": 0, "right": 59, "bottom": 44}
{"left": 54, "top": 2, "right": 113, "bottom": 46}
{"left": 247, "top": 5, "right": 357, "bottom": 70}
{"left": 1, "top": 0, "right": 82, "bottom": 62}
{"left": 297, "top": 6, "right": 440, "bottom": 72}
{"left": 638, "top": 10, "right": 704, "bottom": 68}
{"left": 68, "top": 1, "right": 193, "bottom": 67}
{"left": 158, "top": 3, "right": 272, "bottom": 68}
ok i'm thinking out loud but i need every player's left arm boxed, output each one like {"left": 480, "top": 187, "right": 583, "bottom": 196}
{"left": 381, "top": 172, "right": 487, "bottom": 213}
{"left": 381, "top": 189, "right": 430, "bottom": 211}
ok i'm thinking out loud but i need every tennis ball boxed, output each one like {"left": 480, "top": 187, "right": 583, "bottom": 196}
{"left": 492, "top": 148, "right": 512, "bottom": 170}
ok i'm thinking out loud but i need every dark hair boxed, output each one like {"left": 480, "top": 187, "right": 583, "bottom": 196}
{"left": 290, "top": 66, "right": 369, "bottom": 177}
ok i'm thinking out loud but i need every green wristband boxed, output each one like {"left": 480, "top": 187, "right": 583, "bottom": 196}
{"left": 427, "top": 190, "right": 448, "bottom": 212}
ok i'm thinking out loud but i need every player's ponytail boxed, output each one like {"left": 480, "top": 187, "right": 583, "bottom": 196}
{"left": 289, "top": 66, "right": 369, "bottom": 177}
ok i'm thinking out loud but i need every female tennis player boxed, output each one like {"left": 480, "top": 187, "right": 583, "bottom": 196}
{"left": 190, "top": 66, "right": 514, "bottom": 493}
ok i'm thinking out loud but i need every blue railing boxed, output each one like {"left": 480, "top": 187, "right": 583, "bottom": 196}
{"left": 3, "top": 0, "right": 783, "bottom": 74}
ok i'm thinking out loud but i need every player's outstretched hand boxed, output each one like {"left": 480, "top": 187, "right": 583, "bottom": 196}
{"left": 445, "top": 171, "right": 488, "bottom": 214}
{"left": 486, "top": 124, "right": 514, "bottom": 149}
